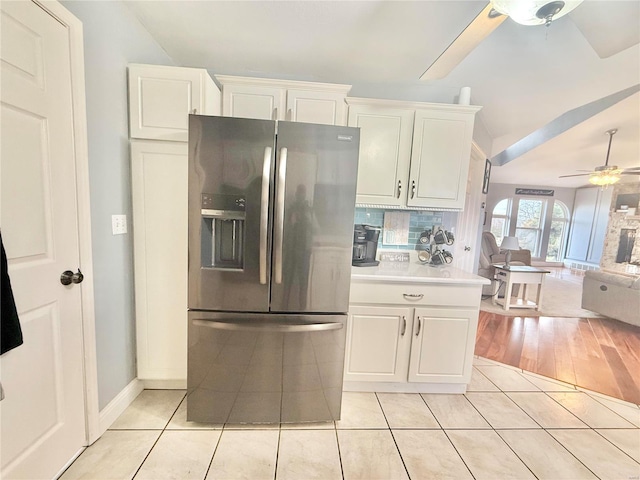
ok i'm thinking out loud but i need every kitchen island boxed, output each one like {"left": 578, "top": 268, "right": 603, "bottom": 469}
{"left": 345, "top": 261, "right": 489, "bottom": 393}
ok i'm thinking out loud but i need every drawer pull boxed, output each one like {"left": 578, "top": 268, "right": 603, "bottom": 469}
{"left": 400, "top": 316, "right": 407, "bottom": 336}
{"left": 403, "top": 293, "right": 424, "bottom": 300}
{"left": 415, "top": 317, "right": 422, "bottom": 337}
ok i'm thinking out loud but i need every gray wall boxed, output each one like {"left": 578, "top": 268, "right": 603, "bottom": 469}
{"left": 61, "top": 0, "right": 175, "bottom": 409}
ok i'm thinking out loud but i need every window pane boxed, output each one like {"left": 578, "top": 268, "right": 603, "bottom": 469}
{"left": 493, "top": 199, "right": 509, "bottom": 216}
{"left": 546, "top": 220, "right": 565, "bottom": 262}
{"left": 516, "top": 199, "right": 544, "bottom": 228}
{"left": 552, "top": 201, "right": 566, "bottom": 219}
{"left": 515, "top": 228, "right": 538, "bottom": 252}
{"left": 491, "top": 218, "right": 505, "bottom": 244}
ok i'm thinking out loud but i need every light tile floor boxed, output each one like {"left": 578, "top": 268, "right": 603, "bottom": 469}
{"left": 60, "top": 357, "right": 640, "bottom": 480}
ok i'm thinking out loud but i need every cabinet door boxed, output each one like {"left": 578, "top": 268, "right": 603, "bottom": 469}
{"left": 407, "top": 109, "right": 475, "bottom": 209}
{"left": 128, "top": 64, "right": 219, "bottom": 142}
{"left": 565, "top": 187, "right": 599, "bottom": 261}
{"left": 286, "top": 89, "right": 347, "bottom": 125}
{"left": 222, "top": 84, "right": 285, "bottom": 120}
{"left": 131, "top": 141, "right": 188, "bottom": 382}
{"left": 344, "top": 306, "right": 412, "bottom": 382}
{"left": 348, "top": 105, "right": 414, "bottom": 207}
{"left": 408, "top": 307, "right": 477, "bottom": 383}
{"left": 586, "top": 187, "right": 613, "bottom": 264}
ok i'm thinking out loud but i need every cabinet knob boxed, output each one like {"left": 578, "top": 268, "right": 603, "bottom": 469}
{"left": 411, "top": 180, "right": 416, "bottom": 199}
{"left": 397, "top": 180, "right": 402, "bottom": 198}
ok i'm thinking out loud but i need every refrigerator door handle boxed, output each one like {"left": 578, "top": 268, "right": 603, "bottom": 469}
{"left": 193, "top": 319, "right": 343, "bottom": 333}
{"left": 274, "top": 147, "right": 287, "bottom": 284}
{"left": 259, "top": 146, "right": 272, "bottom": 285}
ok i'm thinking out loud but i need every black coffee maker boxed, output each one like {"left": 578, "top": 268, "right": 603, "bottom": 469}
{"left": 352, "top": 224, "right": 381, "bottom": 267}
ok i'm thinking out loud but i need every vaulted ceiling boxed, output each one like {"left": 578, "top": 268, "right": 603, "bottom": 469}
{"left": 124, "top": 0, "right": 640, "bottom": 188}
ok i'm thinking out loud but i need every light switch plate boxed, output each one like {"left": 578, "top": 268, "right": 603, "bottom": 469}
{"left": 112, "top": 214, "right": 127, "bottom": 235}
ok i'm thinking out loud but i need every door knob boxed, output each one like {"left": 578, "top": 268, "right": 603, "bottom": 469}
{"left": 60, "top": 269, "right": 84, "bottom": 285}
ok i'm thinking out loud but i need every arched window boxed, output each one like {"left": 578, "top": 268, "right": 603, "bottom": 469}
{"left": 490, "top": 198, "right": 510, "bottom": 245}
{"left": 546, "top": 200, "right": 569, "bottom": 262}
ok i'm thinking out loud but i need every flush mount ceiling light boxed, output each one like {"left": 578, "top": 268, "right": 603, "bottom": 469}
{"left": 490, "top": 0, "right": 584, "bottom": 26}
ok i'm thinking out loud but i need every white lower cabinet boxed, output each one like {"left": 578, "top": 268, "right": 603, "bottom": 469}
{"left": 345, "top": 280, "right": 481, "bottom": 393}
{"left": 408, "top": 308, "right": 476, "bottom": 383}
{"left": 345, "top": 306, "right": 412, "bottom": 382}
{"left": 131, "top": 140, "right": 188, "bottom": 385}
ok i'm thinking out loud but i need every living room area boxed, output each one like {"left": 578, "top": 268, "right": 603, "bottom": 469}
{"left": 475, "top": 181, "right": 640, "bottom": 405}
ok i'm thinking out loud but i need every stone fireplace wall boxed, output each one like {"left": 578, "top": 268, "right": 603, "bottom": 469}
{"left": 600, "top": 182, "right": 640, "bottom": 274}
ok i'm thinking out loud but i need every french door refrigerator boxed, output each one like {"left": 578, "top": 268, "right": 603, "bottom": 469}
{"left": 187, "top": 115, "right": 359, "bottom": 424}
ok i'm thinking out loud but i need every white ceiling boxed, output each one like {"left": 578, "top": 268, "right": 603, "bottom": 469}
{"left": 124, "top": 0, "right": 640, "bottom": 188}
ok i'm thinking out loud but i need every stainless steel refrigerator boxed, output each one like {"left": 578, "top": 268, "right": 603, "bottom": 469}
{"left": 187, "top": 115, "right": 359, "bottom": 424}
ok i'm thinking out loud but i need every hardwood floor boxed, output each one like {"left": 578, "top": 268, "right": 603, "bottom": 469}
{"left": 475, "top": 311, "right": 640, "bottom": 404}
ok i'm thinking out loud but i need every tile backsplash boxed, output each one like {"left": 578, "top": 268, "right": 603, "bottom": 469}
{"left": 354, "top": 208, "right": 458, "bottom": 251}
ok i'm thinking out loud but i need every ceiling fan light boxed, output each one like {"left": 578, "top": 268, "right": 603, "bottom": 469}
{"left": 589, "top": 171, "right": 621, "bottom": 186}
{"left": 490, "top": 0, "right": 584, "bottom": 26}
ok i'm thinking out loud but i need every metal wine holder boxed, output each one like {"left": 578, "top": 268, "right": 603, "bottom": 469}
{"left": 417, "top": 227, "right": 454, "bottom": 265}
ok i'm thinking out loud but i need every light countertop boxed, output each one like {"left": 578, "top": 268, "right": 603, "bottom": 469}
{"left": 351, "top": 261, "right": 490, "bottom": 285}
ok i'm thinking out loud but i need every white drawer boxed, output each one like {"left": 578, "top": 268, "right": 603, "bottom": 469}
{"left": 349, "top": 281, "right": 481, "bottom": 308}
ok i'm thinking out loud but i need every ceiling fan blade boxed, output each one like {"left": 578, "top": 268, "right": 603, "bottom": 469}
{"left": 569, "top": 2, "right": 640, "bottom": 59}
{"left": 622, "top": 167, "right": 640, "bottom": 172}
{"left": 559, "top": 173, "right": 591, "bottom": 178}
{"left": 621, "top": 171, "right": 640, "bottom": 175}
{"left": 420, "top": 3, "right": 506, "bottom": 80}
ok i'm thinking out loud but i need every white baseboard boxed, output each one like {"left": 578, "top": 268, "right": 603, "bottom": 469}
{"left": 142, "top": 379, "right": 187, "bottom": 389}
{"left": 96, "top": 378, "right": 144, "bottom": 441}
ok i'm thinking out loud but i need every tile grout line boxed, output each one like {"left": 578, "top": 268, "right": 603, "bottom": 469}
{"left": 333, "top": 427, "right": 345, "bottom": 480}
{"left": 130, "top": 391, "right": 186, "bottom": 479}
{"left": 484, "top": 369, "right": 633, "bottom": 476}
{"left": 374, "top": 392, "right": 411, "bottom": 479}
{"left": 417, "top": 392, "right": 477, "bottom": 480}
{"left": 272, "top": 425, "right": 282, "bottom": 480}
{"left": 463, "top": 373, "right": 595, "bottom": 479}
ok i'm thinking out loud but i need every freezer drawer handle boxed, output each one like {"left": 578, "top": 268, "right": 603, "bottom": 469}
{"left": 259, "top": 146, "right": 272, "bottom": 285}
{"left": 274, "top": 147, "right": 287, "bottom": 284}
{"left": 193, "top": 319, "right": 343, "bottom": 333}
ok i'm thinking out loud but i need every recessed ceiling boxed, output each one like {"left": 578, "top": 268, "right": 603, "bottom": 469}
{"left": 123, "top": 0, "right": 640, "bottom": 188}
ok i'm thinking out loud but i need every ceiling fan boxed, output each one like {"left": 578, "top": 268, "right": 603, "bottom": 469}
{"left": 420, "top": 1, "right": 584, "bottom": 81}
{"left": 559, "top": 129, "right": 640, "bottom": 186}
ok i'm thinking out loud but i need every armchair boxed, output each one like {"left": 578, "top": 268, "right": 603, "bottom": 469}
{"left": 478, "top": 231, "right": 532, "bottom": 296}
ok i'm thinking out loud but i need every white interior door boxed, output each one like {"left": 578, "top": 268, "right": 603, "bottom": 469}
{"left": 453, "top": 145, "right": 486, "bottom": 272}
{"left": 1, "top": 1, "right": 87, "bottom": 478}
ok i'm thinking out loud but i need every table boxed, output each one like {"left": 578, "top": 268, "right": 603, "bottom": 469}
{"left": 492, "top": 265, "right": 551, "bottom": 311}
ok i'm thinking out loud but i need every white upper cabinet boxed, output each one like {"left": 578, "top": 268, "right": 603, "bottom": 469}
{"left": 408, "top": 108, "right": 477, "bottom": 209}
{"left": 128, "top": 64, "right": 220, "bottom": 142}
{"left": 348, "top": 103, "right": 414, "bottom": 207}
{"left": 347, "top": 98, "right": 481, "bottom": 210}
{"left": 217, "top": 75, "right": 351, "bottom": 125}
